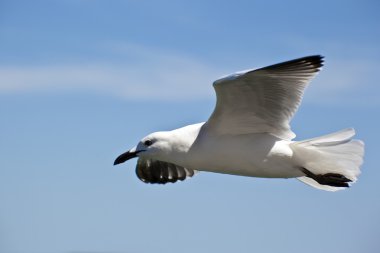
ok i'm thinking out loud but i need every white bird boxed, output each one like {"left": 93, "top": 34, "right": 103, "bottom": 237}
{"left": 114, "top": 56, "right": 364, "bottom": 191}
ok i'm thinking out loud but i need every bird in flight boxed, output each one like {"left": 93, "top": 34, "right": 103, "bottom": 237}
{"left": 114, "top": 55, "right": 364, "bottom": 191}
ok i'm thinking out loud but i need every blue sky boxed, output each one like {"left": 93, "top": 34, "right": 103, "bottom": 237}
{"left": 1, "top": 1, "right": 379, "bottom": 253}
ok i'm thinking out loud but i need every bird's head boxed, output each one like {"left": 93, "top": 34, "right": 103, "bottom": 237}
{"left": 113, "top": 132, "right": 172, "bottom": 165}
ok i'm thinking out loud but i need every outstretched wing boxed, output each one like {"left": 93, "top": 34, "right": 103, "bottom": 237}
{"left": 205, "top": 55, "right": 324, "bottom": 140}
{"left": 136, "top": 158, "right": 197, "bottom": 184}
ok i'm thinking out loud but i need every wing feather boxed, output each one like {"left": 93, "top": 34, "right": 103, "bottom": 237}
{"left": 136, "top": 158, "right": 197, "bottom": 184}
{"left": 206, "top": 55, "right": 323, "bottom": 140}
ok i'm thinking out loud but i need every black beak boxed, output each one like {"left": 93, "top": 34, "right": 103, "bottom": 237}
{"left": 113, "top": 150, "right": 139, "bottom": 165}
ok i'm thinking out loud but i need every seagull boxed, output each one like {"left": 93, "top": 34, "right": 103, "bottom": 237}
{"left": 114, "top": 55, "right": 364, "bottom": 191}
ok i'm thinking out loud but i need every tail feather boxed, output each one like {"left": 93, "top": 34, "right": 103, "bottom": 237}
{"left": 297, "top": 177, "right": 340, "bottom": 192}
{"left": 297, "top": 128, "right": 355, "bottom": 146}
{"left": 291, "top": 128, "right": 364, "bottom": 191}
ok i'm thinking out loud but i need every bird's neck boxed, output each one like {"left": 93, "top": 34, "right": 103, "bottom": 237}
{"left": 163, "top": 122, "right": 205, "bottom": 165}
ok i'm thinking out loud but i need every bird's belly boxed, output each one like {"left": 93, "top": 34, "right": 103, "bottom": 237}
{"left": 197, "top": 155, "right": 297, "bottom": 178}
{"left": 186, "top": 134, "right": 301, "bottom": 178}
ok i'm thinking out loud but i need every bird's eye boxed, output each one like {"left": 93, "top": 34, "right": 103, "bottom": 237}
{"left": 144, "top": 139, "right": 153, "bottom": 146}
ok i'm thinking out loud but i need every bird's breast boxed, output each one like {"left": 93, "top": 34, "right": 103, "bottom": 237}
{"left": 184, "top": 133, "right": 297, "bottom": 178}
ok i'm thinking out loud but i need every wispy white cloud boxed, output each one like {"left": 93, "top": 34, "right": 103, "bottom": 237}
{"left": 0, "top": 43, "right": 221, "bottom": 100}
{"left": 0, "top": 42, "right": 378, "bottom": 105}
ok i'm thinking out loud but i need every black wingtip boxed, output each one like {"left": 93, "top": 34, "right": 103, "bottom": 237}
{"left": 256, "top": 55, "right": 325, "bottom": 73}
{"left": 284, "top": 55, "right": 324, "bottom": 69}
{"left": 304, "top": 55, "right": 324, "bottom": 68}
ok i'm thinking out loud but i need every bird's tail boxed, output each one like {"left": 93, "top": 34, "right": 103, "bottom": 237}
{"left": 291, "top": 128, "right": 364, "bottom": 191}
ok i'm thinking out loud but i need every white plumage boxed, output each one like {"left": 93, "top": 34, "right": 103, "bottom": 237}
{"left": 114, "top": 55, "right": 365, "bottom": 191}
